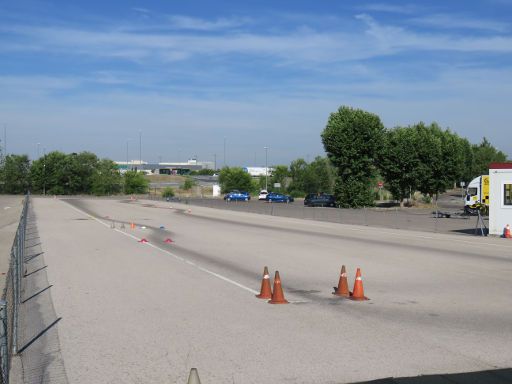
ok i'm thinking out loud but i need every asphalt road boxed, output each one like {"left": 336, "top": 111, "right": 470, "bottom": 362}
{"left": 32, "top": 197, "right": 512, "bottom": 383}
{"left": 168, "top": 195, "right": 482, "bottom": 236}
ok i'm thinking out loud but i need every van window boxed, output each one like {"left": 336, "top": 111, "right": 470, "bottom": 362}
{"left": 467, "top": 188, "right": 478, "bottom": 196}
{"left": 504, "top": 184, "right": 512, "bottom": 206}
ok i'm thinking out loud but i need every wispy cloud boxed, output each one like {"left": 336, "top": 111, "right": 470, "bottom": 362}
{"left": 356, "top": 3, "right": 421, "bottom": 14}
{"left": 410, "top": 14, "right": 510, "bottom": 32}
{"left": 3, "top": 14, "right": 512, "bottom": 69}
{"left": 356, "top": 14, "right": 512, "bottom": 53}
{"left": 167, "top": 15, "right": 250, "bottom": 31}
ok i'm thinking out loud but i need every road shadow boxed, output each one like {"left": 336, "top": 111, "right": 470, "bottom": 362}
{"left": 18, "top": 317, "right": 62, "bottom": 354}
{"left": 22, "top": 285, "right": 53, "bottom": 304}
{"left": 451, "top": 228, "right": 489, "bottom": 236}
{"left": 352, "top": 368, "right": 512, "bottom": 383}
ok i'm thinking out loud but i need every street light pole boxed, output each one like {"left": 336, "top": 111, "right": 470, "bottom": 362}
{"left": 264, "top": 146, "right": 268, "bottom": 191}
{"left": 138, "top": 130, "right": 142, "bottom": 172}
{"left": 214, "top": 153, "right": 217, "bottom": 171}
{"left": 37, "top": 143, "right": 40, "bottom": 159}
{"left": 223, "top": 137, "right": 226, "bottom": 168}
{"left": 43, "top": 148, "right": 46, "bottom": 196}
{"left": 126, "top": 139, "right": 130, "bottom": 171}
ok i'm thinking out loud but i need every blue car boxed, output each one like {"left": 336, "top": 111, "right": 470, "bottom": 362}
{"left": 224, "top": 190, "right": 250, "bottom": 201}
{"left": 265, "top": 192, "right": 294, "bottom": 203}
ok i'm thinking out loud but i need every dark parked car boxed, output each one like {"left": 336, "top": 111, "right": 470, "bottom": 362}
{"left": 304, "top": 193, "right": 336, "bottom": 207}
{"left": 224, "top": 190, "right": 250, "bottom": 201}
{"left": 265, "top": 192, "right": 294, "bottom": 203}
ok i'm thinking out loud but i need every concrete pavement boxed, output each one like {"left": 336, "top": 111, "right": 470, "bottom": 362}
{"left": 32, "top": 197, "right": 512, "bottom": 383}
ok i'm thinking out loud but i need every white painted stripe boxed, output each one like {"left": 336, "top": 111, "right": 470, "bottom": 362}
{"left": 65, "top": 202, "right": 260, "bottom": 295}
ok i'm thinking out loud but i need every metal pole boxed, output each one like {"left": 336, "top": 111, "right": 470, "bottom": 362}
{"left": 139, "top": 130, "right": 142, "bottom": 171}
{"left": 126, "top": 140, "right": 129, "bottom": 170}
{"left": 264, "top": 146, "right": 268, "bottom": 191}
{"left": 223, "top": 137, "right": 226, "bottom": 168}
{"left": 435, "top": 197, "right": 438, "bottom": 233}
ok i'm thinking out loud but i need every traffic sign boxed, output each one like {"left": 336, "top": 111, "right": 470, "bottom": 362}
{"left": 377, "top": 181, "right": 384, "bottom": 188}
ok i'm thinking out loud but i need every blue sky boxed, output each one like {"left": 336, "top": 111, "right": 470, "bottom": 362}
{"left": 1, "top": 0, "right": 511, "bottom": 166}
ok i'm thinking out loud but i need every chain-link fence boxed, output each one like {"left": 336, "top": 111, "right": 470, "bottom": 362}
{"left": 1, "top": 194, "right": 29, "bottom": 384}
{"left": 146, "top": 196, "right": 487, "bottom": 236}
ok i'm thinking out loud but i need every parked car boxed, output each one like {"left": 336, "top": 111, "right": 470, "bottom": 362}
{"left": 304, "top": 193, "right": 336, "bottom": 207}
{"left": 265, "top": 192, "right": 294, "bottom": 203}
{"left": 224, "top": 190, "right": 250, "bottom": 201}
{"left": 258, "top": 190, "right": 269, "bottom": 200}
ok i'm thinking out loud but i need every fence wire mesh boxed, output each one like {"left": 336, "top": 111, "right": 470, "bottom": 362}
{"left": 1, "top": 195, "right": 29, "bottom": 384}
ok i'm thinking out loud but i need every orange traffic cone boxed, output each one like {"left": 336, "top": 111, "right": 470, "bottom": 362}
{"left": 138, "top": 238, "right": 148, "bottom": 243}
{"left": 505, "top": 224, "right": 511, "bottom": 238}
{"left": 349, "top": 268, "right": 369, "bottom": 301}
{"left": 164, "top": 238, "right": 173, "bottom": 244}
{"left": 333, "top": 265, "right": 351, "bottom": 297}
{"left": 256, "top": 266, "right": 272, "bottom": 299}
{"left": 268, "top": 271, "right": 289, "bottom": 304}
{"left": 130, "top": 222, "right": 135, "bottom": 229}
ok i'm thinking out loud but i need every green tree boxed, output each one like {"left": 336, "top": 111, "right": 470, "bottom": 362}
{"left": 124, "top": 170, "right": 149, "bottom": 194}
{"left": 91, "top": 159, "right": 122, "bottom": 195}
{"left": 414, "top": 123, "right": 467, "bottom": 198}
{"left": 0, "top": 154, "right": 31, "bottom": 194}
{"left": 269, "top": 165, "right": 289, "bottom": 191}
{"left": 182, "top": 177, "right": 196, "bottom": 190}
{"left": 287, "top": 158, "right": 308, "bottom": 195}
{"left": 470, "top": 137, "right": 507, "bottom": 179}
{"left": 30, "top": 151, "right": 69, "bottom": 194}
{"left": 218, "top": 167, "right": 253, "bottom": 193}
{"left": 304, "top": 156, "right": 335, "bottom": 194}
{"left": 162, "top": 187, "right": 175, "bottom": 198}
{"left": 379, "top": 126, "right": 420, "bottom": 205}
{"left": 322, "top": 106, "right": 385, "bottom": 207}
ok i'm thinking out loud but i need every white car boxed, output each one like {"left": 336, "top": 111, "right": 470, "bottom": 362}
{"left": 258, "top": 190, "right": 269, "bottom": 200}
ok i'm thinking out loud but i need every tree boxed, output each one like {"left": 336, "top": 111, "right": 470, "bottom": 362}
{"left": 0, "top": 154, "right": 31, "bottom": 194}
{"left": 124, "top": 171, "right": 149, "bottom": 194}
{"left": 30, "top": 151, "right": 69, "bottom": 194}
{"left": 322, "top": 106, "right": 385, "bottom": 207}
{"left": 182, "top": 177, "right": 196, "bottom": 190}
{"left": 91, "top": 159, "right": 122, "bottom": 195}
{"left": 379, "top": 126, "right": 420, "bottom": 205}
{"left": 304, "top": 156, "right": 335, "bottom": 194}
{"left": 269, "top": 165, "right": 289, "bottom": 191}
{"left": 161, "top": 187, "right": 175, "bottom": 198}
{"left": 218, "top": 167, "right": 253, "bottom": 193}
{"left": 470, "top": 137, "right": 507, "bottom": 179}
{"left": 287, "top": 158, "right": 308, "bottom": 195}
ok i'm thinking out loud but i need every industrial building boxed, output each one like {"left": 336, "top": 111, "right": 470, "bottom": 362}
{"left": 116, "top": 159, "right": 214, "bottom": 175}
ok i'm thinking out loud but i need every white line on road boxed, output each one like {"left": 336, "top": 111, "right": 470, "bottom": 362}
{"left": 65, "top": 202, "right": 260, "bottom": 295}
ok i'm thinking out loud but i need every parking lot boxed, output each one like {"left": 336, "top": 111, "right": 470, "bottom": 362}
{"left": 156, "top": 195, "right": 487, "bottom": 237}
{"left": 19, "top": 196, "right": 512, "bottom": 383}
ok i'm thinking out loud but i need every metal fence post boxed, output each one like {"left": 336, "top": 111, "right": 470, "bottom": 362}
{"left": 0, "top": 300, "right": 8, "bottom": 384}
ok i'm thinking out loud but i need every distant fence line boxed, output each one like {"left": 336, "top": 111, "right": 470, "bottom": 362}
{"left": 1, "top": 194, "right": 29, "bottom": 384}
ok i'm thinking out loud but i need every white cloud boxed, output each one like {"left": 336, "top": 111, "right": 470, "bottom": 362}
{"left": 356, "top": 3, "right": 421, "bottom": 14}
{"left": 410, "top": 14, "right": 510, "bottom": 32}
{"left": 167, "top": 15, "right": 249, "bottom": 31}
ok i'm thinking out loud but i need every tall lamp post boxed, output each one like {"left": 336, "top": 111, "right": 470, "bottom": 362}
{"left": 264, "top": 146, "right": 268, "bottom": 191}
{"left": 126, "top": 139, "right": 131, "bottom": 171}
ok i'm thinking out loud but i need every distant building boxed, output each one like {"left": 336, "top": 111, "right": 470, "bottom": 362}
{"left": 116, "top": 159, "right": 214, "bottom": 175}
{"left": 243, "top": 167, "right": 274, "bottom": 177}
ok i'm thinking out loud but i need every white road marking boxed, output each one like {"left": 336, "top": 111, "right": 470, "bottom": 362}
{"left": 65, "top": 202, "right": 260, "bottom": 295}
